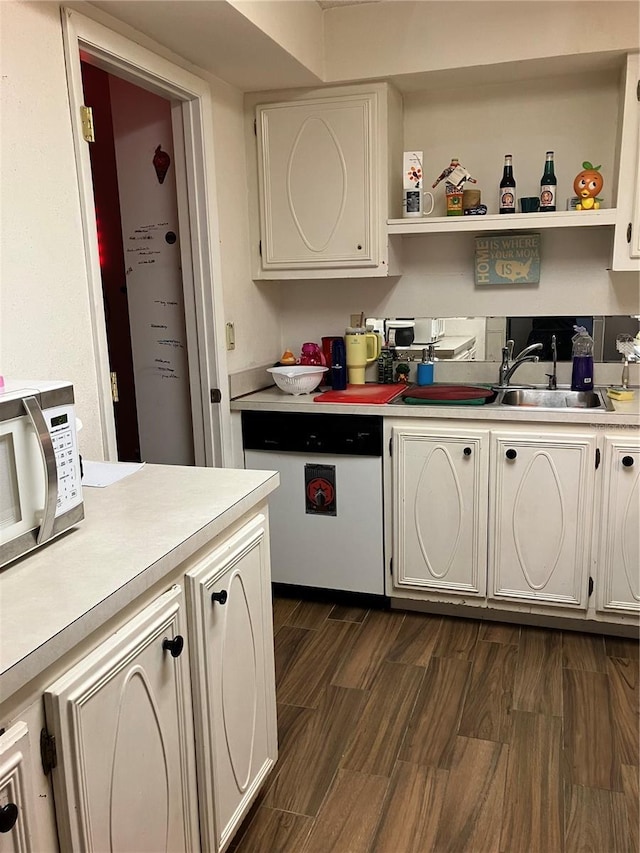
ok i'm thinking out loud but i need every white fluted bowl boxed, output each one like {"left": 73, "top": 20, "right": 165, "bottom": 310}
{"left": 267, "top": 366, "right": 327, "bottom": 395}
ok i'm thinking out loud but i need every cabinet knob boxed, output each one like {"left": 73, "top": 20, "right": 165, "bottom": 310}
{"left": 506, "top": 448, "right": 518, "bottom": 460}
{"left": 622, "top": 455, "right": 635, "bottom": 468}
{"left": 211, "top": 589, "right": 228, "bottom": 605}
{"left": 463, "top": 447, "right": 472, "bottom": 456}
{"left": 0, "top": 803, "right": 18, "bottom": 833}
{"left": 162, "top": 635, "right": 184, "bottom": 658}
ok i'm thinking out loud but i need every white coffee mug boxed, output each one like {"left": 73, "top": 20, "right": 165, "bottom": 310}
{"left": 403, "top": 188, "right": 435, "bottom": 217}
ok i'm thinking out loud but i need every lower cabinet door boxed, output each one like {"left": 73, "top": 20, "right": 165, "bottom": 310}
{"left": 597, "top": 436, "right": 640, "bottom": 613}
{"left": 43, "top": 586, "right": 199, "bottom": 853}
{"left": 0, "top": 722, "right": 37, "bottom": 852}
{"left": 392, "top": 427, "right": 489, "bottom": 596}
{"left": 489, "top": 431, "right": 596, "bottom": 607}
{"left": 186, "top": 515, "right": 277, "bottom": 853}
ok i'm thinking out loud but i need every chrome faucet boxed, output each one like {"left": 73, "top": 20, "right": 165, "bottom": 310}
{"left": 546, "top": 334, "right": 558, "bottom": 389}
{"left": 497, "top": 340, "right": 543, "bottom": 388}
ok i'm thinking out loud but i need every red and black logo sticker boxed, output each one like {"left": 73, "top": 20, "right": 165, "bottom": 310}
{"left": 305, "top": 464, "right": 336, "bottom": 516}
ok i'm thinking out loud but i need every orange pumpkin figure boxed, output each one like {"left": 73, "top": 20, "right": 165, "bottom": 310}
{"left": 573, "top": 161, "right": 604, "bottom": 210}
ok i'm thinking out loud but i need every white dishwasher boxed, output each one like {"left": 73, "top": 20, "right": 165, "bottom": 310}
{"left": 242, "top": 411, "right": 385, "bottom": 598}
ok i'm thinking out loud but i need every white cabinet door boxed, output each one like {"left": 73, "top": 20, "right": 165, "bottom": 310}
{"left": 186, "top": 516, "right": 277, "bottom": 853}
{"left": 489, "top": 431, "right": 596, "bottom": 608}
{"left": 43, "top": 586, "right": 199, "bottom": 853}
{"left": 612, "top": 53, "right": 640, "bottom": 269}
{"left": 597, "top": 436, "right": 640, "bottom": 613}
{"left": 256, "top": 93, "right": 378, "bottom": 271}
{"left": 392, "top": 427, "right": 489, "bottom": 596}
{"left": 0, "top": 723, "right": 36, "bottom": 853}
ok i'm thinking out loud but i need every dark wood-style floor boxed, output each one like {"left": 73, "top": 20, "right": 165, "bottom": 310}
{"left": 232, "top": 597, "right": 639, "bottom": 853}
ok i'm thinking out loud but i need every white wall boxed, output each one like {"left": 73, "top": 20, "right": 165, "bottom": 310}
{"left": 0, "top": 1, "right": 282, "bottom": 458}
{"left": 324, "top": 1, "right": 640, "bottom": 83}
{"left": 0, "top": 1, "right": 103, "bottom": 459}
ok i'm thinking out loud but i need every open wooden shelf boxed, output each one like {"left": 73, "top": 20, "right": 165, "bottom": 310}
{"left": 387, "top": 208, "right": 617, "bottom": 235}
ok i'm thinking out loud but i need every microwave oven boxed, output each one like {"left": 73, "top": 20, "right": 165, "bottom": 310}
{"left": 0, "top": 380, "right": 84, "bottom": 568}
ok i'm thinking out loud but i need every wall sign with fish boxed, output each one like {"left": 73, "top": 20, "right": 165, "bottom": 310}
{"left": 474, "top": 233, "right": 541, "bottom": 285}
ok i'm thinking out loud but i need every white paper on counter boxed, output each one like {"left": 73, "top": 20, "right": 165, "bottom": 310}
{"left": 82, "top": 461, "right": 145, "bottom": 488}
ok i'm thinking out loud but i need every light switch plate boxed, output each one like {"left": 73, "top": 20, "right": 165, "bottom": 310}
{"left": 226, "top": 322, "right": 235, "bottom": 350}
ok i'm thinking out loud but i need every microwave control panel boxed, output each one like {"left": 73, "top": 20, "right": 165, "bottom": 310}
{"left": 45, "top": 404, "right": 82, "bottom": 514}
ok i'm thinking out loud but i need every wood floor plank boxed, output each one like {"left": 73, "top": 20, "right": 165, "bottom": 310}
{"left": 564, "top": 785, "right": 631, "bottom": 853}
{"left": 331, "top": 610, "right": 405, "bottom": 690}
{"left": 513, "top": 627, "right": 563, "bottom": 716}
{"left": 272, "top": 597, "right": 301, "bottom": 635}
{"left": 233, "top": 807, "right": 313, "bottom": 853}
{"left": 605, "top": 635, "right": 640, "bottom": 660}
{"left": 274, "top": 625, "right": 315, "bottom": 690}
{"left": 386, "top": 612, "right": 442, "bottom": 666}
{"left": 562, "top": 630, "right": 607, "bottom": 672}
{"left": 432, "top": 615, "right": 480, "bottom": 660}
{"left": 435, "top": 736, "right": 509, "bottom": 853}
{"left": 328, "top": 604, "right": 368, "bottom": 623}
{"left": 369, "top": 761, "right": 448, "bottom": 853}
{"left": 399, "top": 655, "right": 472, "bottom": 769}
{"left": 458, "top": 639, "right": 517, "bottom": 743}
{"left": 621, "top": 765, "right": 639, "bottom": 853}
{"left": 479, "top": 620, "right": 520, "bottom": 645}
{"left": 563, "top": 667, "right": 621, "bottom": 791}
{"left": 500, "top": 711, "right": 563, "bottom": 853}
{"left": 277, "top": 619, "right": 361, "bottom": 707}
{"left": 275, "top": 703, "right": 315, "bottom": 766}
{"left": 301, "top": 769, "right": 389, "bottom": 853}
{"left": 341, "top": 660, "right": 424, "bottom": 777}
{"left": 285, "top": 600, "right": 334, "bottom": 630}
{"left": 263, "top": 685, "right": 367, "bottom": 816}
{"left": 607, "top": 656, "right": 640, "bottom": 766}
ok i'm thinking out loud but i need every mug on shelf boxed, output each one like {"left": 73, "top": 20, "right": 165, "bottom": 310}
{"left": 520, "top": 196, "right": 540, "bottom": 213}
{"left": 402, "top": 188, "right": 435, "bottom": 217}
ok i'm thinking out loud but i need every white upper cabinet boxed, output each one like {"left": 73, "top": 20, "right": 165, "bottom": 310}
{"left": 489, "top": 430, "right": 596, "bottom": 609}
{"left": 596, "top": 435, "right": 640, "bottom": 614}
{"left": 612, "top": 52, "right": 640, "bottom": 270}
{"left": 254, "top": 83, "right": 401, "bottom": 278}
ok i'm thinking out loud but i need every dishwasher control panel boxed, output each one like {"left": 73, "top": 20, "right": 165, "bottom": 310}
{"left": 241, "top": 411, "right": 383, "bottom": 456}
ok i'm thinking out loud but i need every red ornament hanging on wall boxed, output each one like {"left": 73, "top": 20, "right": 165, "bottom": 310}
{"left": 153, "top": 145, "right": 171, "bottom": 184}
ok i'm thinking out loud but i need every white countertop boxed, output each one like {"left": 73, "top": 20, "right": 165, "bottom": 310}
{"left": 0, "top": 464, "right": 278, "bottom": 702}
{"left": 230, "top": 386, "right": 640, "bottom": 426}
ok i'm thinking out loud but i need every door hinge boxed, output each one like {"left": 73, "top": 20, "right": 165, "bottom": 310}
{"left": 40, "top": 728, "right": 57, "bottom": 775}
{"left": 254, "top": 118, "right": 257, "bottom": 135}
{"left": 389, "top": 558, "right": 393, "bottom": 577}
{"left": 258, "top": 240, "right": 262, "bottom": 258}
{"left": 636, "top": 79, "right": 639, "bottom": 102}
{"left": 588, "top": 576, "right": 594, "bottom": 598}
{"left": 80, "top": 105, "right": 95, "bottom": 143}
{"left": 627, "top": 222, "right": 632, "bottom": 244}
{"left": 389, "top": 436, "right": 393, "bottom": 456}
{"left": 210, "top": 388, "right": 222, "bottom": 404}
{"left": 595, "top": 448, "right": 601, "bottom": 469}
{"left": 110, "top": 371, "right": 119, "bottom": 403}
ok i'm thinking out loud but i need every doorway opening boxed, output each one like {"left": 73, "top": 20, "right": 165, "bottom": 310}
{"left": 61, "top": 8, "right": 231, "bottom": 468}
{"left": 81, "top": 61, "right": 194, "bottom": 465}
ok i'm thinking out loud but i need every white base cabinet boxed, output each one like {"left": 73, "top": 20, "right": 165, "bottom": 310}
{"left": 388, "top": 418, "right": 637, "bottom": 630}
{"left": 597, "top": 435, "right": 640, "bottom": 614}
{"left": 392, "top": 426, "right": 488, "bottom": 596}
{"left": 489, "top": 431, "right": 596, "bottom": 608}
{"left": 44, "top": 586, "right": 200, "bottom": 853}
{"left": 0, "top": 723, "right": 37, "bottom": 852}
{"left": 186, "top": 515, "right": 277, "bottom": 853}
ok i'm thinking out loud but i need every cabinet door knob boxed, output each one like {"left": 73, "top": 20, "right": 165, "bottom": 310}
{"left": 0, "top": 803, "right": 18, "bottom": 833}
{"left": 506, "top": 448, "right": 517, "bottom": 460}
{"left": 211, "top": 589, "right": 228, "bottom": 605}
{"left": 162, "top": 635, "right": 184, "bottom": 658}
{"left": 463, "top": 447, "right": 472, "bottom": 456}
{"left": 622, "top": 455, "right": 635, "bottom": 468}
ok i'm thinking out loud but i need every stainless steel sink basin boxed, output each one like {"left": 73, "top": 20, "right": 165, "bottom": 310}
{"left": 496, "top": 388, "right": 613, "bottom": 411}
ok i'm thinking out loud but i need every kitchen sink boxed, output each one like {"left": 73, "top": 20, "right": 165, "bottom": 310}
{"left": 495, "top": 387, "right": 613, "bottom": 411}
